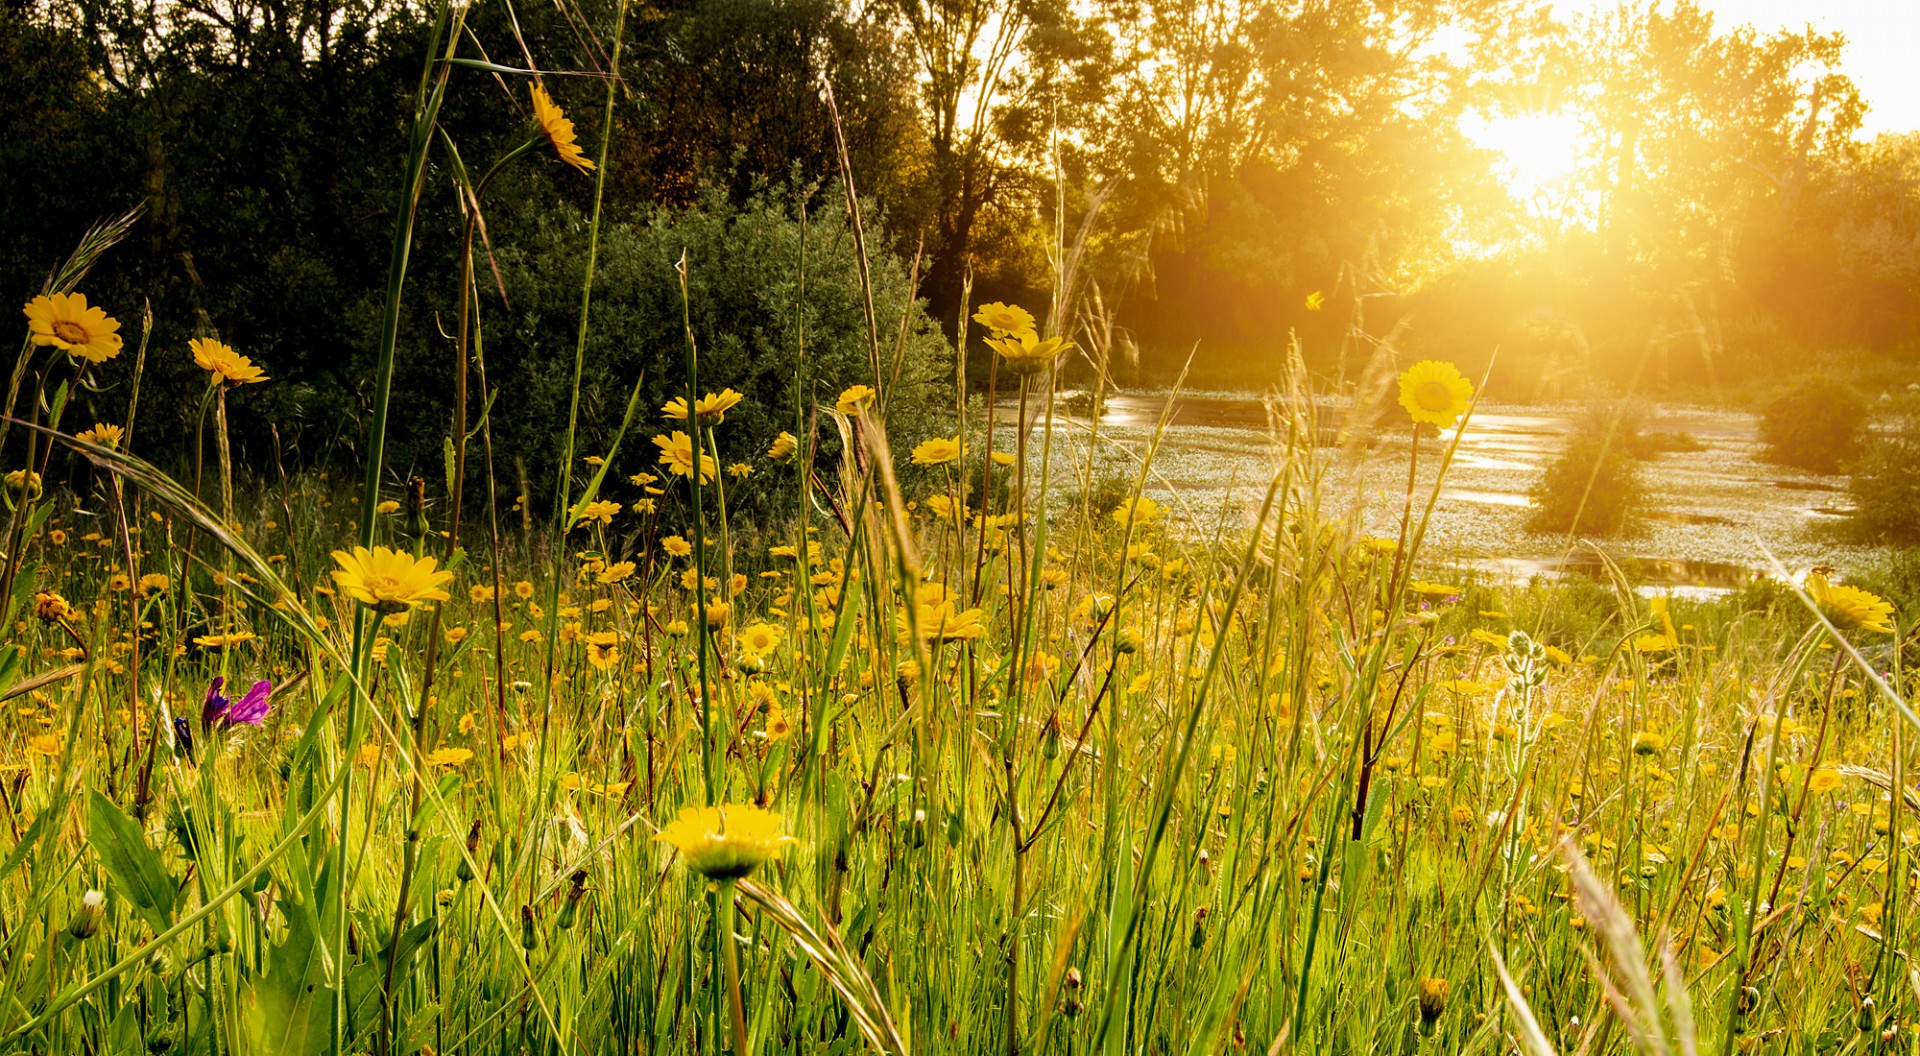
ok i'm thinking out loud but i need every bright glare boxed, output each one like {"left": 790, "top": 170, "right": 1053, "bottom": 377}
{"left": 1465, "top": 110, "right": 1588, "bottom": 206}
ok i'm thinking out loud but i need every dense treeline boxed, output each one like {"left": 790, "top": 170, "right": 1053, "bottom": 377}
{"left": 4, "top": 0, "right": 1917, "bottom": 477}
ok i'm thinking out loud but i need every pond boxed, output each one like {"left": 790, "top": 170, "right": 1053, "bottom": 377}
{"left": 992, "top": 391, "right": 1883, "bottom": 597}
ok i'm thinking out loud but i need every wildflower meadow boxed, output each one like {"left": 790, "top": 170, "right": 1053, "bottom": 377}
{"left": 3, "top": 7, "right": 1919, "bottom": 1056}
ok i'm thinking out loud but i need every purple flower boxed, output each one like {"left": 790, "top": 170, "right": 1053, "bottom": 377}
{"left": 202, "top": 677, "right": 273, "bottom": 730}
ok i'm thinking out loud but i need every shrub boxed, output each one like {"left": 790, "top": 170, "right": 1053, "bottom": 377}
{"left": 1846, "top": 392, "right": 1920, "bottom": 544}
{"left": 480, "top": 182, "right": 953, "bottom": 523}
{"left": 1759, "top": 378, "right": 1866, "bottom": 472}
{"left": 1528, "top": 411, "right": 1645, "bottom": 536}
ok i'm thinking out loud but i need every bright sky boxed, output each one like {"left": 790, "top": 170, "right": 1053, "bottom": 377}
{"left": 1553, "top": 0, "right": 1920, "bottom": 136}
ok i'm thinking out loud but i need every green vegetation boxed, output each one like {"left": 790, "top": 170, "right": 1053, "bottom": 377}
{"left": 1761, "top": 378, "right": 1867, "bottom": 473}
{"left": 4, "top": 0, "right": 1920, "bottom": 1054}
{"left": 1527, "top": 405, "right": 1648, "bottom": 537}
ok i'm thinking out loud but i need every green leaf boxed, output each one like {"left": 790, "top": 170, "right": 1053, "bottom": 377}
{"left": 0, "top": 644, "right": 21, "bottom": 696}
{"left": 0, "top": 804, "right": 55, "bottom": 884}
{"left": 84, "top": 790, "right": 175, "bottom": 934}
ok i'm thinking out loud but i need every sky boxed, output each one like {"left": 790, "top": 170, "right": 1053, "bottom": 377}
{"left": 1553, "top": 0, "right": 1920, "bottom": 136}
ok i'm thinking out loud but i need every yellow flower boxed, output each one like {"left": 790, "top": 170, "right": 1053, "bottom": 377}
{"left": 597, "top": 560, "right": 635, "bottom": 584}
{"left": 654, "top": 431, "right": 717, "bottom": 483}
{"left": 190, "top": 337, "right": 267, "bottom": 385}
{"left": 32, "top": 590, "right": 73, "bottom": 622}
{"left": 513, "top": 580, "right": 535, "bottom": 599}
{"left": 1396, "top": 360, "right": 1473, "bottom": 428}
{"left": 137, "top": 573, "right": 170, "bottom": 594}
{"left": 653, "top": 803, "right": 794, "bottom": 879}
{"left": 376, "top": 500, "right": 401, "bottom": 514}
{"left": 727, "top": 462, "right": 752, "bottom": 479}
{"left": 835, "top": 384, "right": 877, "bottom": 416}
{"left": 29, "top": 733, "right": 64, "bottom": 757}
{"left": 1808, "top": 769, "right": 1843, "bottom": 795}
{"left": 737, "top": 622, "right": 783, "bottom": 656}
{"left": 424, "top": 747, "right": 473, "bottom": 769}
{"left": 768, "top": 431, "right": 798, "bottom": 461}
{"left": 576, "top": 500, "right": 620, "bottom": 527}
{"left": 584, "top": 630, "right": 622, "bottom": 670}
{"left": 4, "top": 469, "right": 42, "bottom": 499}
{"left": 1632, "top": 731, "right": 1666, "bottom": 756}
{"left": 662, "top": 388, "right": 744, "bottom": 425}
{"left": 990, "top": 451, "right": 1015, "bottom": 467}
{"left": 330, "top": 545, "right": 455, "bottom": 613}
{"left": 985, "top": 331, "right": 1073, "bottom": 376}
{"left": 901, "top": 583, "right": 986, "bottom": 642}
{"left": 972, "top": 302, "right": 1037, "bottom": 337}
{"left": 529, "top": 83, "right": 595, "bottom": 173}
{"left": 662, "top": 535, "right": 693, "bottom": 558}
{"left": 1111, "top": 496, "right": 1160, "bottom": 526}
{"left": 193, "top": 632, "right": 256, "bottom": 649}
{"left": 75, "top": 423, "right": 123, "bottom": 448}
{"left": 764, "top": 702, "right": 792, "bottom": 741}
{"left": 1805, "top": 570, "right": 1894, "bottom": 634}
{"left": 23, "top": 292, "right": 122, "bottom": 363}
{"left": 1409, "top": 581, "right": 1462, "bottom": 598}
{"left": 911, "top": 436, "right": 962, "bottom": 466}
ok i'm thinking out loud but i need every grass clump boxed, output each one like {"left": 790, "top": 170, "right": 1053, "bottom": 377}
{"left": 1846, "top": 390, "right": 1920, "bottom": 543}
{"left": 1528, "top": 405, "right": 1647, "bottom": 536}
{"left": 1760, "top": 376, "right": 1867, "bottom": 472}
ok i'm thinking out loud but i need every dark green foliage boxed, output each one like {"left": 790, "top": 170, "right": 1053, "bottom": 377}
{"left": 476, "top": 186, "right": 951, "bottom": 522}
{"left": 1528, "top": 412, "right": 1646, "bottom": 537}
{"left": 1846, "top": 393, "right": 1920, "bottom": 544}
{"left": 1759, "top": 378, "right": 1866, "bottom": 473}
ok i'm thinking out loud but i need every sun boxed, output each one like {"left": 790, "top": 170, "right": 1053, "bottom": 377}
{"left": 1464, "top": 109, "right": 1588, "bottom": 206}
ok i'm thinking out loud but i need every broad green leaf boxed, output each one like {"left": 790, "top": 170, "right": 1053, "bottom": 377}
{"left": 84, "top": 790, "right": 175, "bottom": 935}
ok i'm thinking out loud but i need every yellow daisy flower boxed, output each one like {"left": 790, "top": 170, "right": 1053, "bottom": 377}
{"left": 972, "top": 301, "right": 1036, "bottom": 337}
{"left": 653, "top": 803, "right": 793, "bottom": 880}
{"left": 768, "top": 431, "right": 798, "bottom": 461}
{"left": 191, "top": 337, "right": 268, "bottom": 385}
{"left": 1806, "top": 569, "right": 1894, "bottom": 634}
{"left": 1111, "top": 496, "right": 1161, "bottom": 526}
{"left": 653, "top": 431, "right": 717, "bottom": 482}
{"left": 530, "top": 84, "right": 595, "bottom": 173}
{"left": 911, "top": 436, "right": 962, "bottom": 466}
{"left": 836, "top": 384, "right": 877, "bottom": 416}
{"left": 1396, "top": 360, "right": 1473, "bottom": 428}
{"left": 330, "top": 545, "right": 455, "bottom": 613}
{"left": 74, "top": 423, "right": 123, "bottom": 448}
{"left": 662, "top": 388, "right": 743, "bottom": 425}
{"left": 985, "top": 331, "right": 1073, "bottom": 376}
{"left": 23, "top": 292, "right": 122, "bottom": 363}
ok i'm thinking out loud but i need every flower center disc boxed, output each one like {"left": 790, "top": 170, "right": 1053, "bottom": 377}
{"left": 52, "top": 321, "right": 88, "bottom": 345}
{"left": 1417, "top": 380, "right": 1453, "bottom": 411}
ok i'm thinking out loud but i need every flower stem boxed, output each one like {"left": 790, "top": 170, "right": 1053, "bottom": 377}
{"left": 720, "top": 880, "right": 750, "bottom": 1055}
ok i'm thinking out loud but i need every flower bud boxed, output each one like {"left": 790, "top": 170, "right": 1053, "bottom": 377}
{"left": 405, "top": 476, "right": 431, "bottom": 542}
{"left": 68, "top": 890, "right": 105, "bottom": 940}
{"left": 1189, "top": 905, "right": 1209, "bottom": 949}
{"left": 1041, "top": 715, "right": 1062, "bottom": 760}
{"left": 520, "top": 905, "right": 539, "bottom": 950}
{"left": 456, "top": 819, "right": 481, "bottom": 882}
{"left": 1418, "top": 977, "right": 1450, "bottom": 1031}
{"left": 557, "top": 870, "right": 588, "bottom": 931}
{"left": 1858, "top": 996, "right": 1875, "bottom": 1033}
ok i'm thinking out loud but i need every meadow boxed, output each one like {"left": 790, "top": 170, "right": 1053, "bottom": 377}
{"left": 4, "top": 49, "right": 1919, "bottom": 1056}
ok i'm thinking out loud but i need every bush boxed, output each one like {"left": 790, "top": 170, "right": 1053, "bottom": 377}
{"left": 1846, "top": 392, "right": 1920, "bottom": 544}
{"left": 1528, "top": 411, "right": 1645, "bottom": 536}
{"left": 480, "top": 183, "right": 953, "bottom": 522}
{"left": 1759, "top": 378, "right": 1866, "bottom": 472}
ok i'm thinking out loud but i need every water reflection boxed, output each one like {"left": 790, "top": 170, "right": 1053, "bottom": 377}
{"left": 1466, "top": 552, "right": 1760, "bottom": 599}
